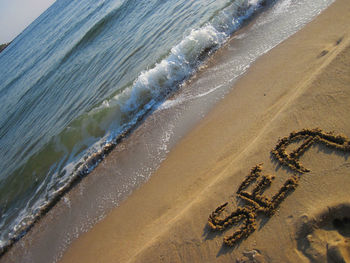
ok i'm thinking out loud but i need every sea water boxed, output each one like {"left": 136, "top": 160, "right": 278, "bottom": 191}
{"left": 0, "top": 0, "right": 334, "bottom": 258}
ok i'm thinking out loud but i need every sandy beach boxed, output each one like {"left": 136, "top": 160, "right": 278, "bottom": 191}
{"left": 57, "top": 0, "right": 350, "bottom": 262}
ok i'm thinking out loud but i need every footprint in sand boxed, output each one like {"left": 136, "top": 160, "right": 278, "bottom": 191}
{"left": 236, "top": 249, "right": 267, "bottom": 263}
{"left": 296, "top": 204, "right": 350, "bottom": 263}
{"left": 317, "top": 36, "right": 344, "bottom": 59}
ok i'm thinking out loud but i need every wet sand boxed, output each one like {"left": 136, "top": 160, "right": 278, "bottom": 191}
{"left": 59, "top": 0, "right": 350, "bottom": 262}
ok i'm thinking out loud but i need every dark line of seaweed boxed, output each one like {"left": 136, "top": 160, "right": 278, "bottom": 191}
{"left": 0, "top": 106, "right": 156, "bottom": 258}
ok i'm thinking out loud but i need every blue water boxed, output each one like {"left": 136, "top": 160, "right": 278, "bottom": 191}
{"left": 0, "top": 0, "right": 334, "bottom": 256}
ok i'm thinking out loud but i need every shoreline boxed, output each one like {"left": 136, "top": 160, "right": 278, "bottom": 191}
{"left": 0, "top": 1, "right": 284, "bottom": 257}
{"left": 58, "top": 0, "right": 350, "bottom": 262}
{"left": 2, "top": 0, "right": 349, "bottom": 261}
{"left": 0, "top": 42, "right": 10, "bottom": 54}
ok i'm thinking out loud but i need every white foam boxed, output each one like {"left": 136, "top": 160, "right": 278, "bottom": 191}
{"left": 92, "top": 0, "right": 265, "bottom": 121}
{"left": 157, "top": 84, "right": 224, "bottom": 111}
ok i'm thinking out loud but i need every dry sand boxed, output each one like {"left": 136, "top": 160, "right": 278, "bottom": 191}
{"left": 60, "top": 0, "right": 350, "bottom": 262}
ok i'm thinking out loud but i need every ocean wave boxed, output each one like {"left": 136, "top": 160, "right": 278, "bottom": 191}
{"left": 96, "top": 0, "right": 268, "bottom": 120}
{"left": 60, "top": 0, "right": 132, "bottom": 64}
